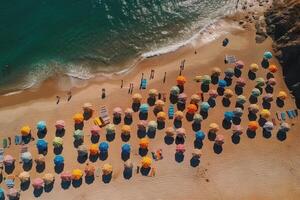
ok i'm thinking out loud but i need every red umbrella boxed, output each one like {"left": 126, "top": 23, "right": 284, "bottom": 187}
{"left": 176, "top": 144, "right": 185, "bottom": 153}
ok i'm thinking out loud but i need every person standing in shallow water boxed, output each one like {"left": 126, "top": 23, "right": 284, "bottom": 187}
{"left": 56, "top": 96, "right": 60, "bottom": 104}
{"left": 163, "top": 72, "right": 167, "bottom": 83}
{"left": 121, "top": 80, "right": 123, "bottom": 88}
{"left": 101, "top": 88, "right": 106, "bottom": 99}
{"left": 67, "top": 90, "right": 72, "bottom": 101}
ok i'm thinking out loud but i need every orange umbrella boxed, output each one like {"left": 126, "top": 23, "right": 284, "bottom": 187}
{"left": 248, "top": 121, "right": 259, "bottom": 131}
{"left": 89, "top": 144, "right": 98, "bottom": 156}
{"left": 277, "top": 91, "right": 287, "bottom": 100}
{"left": 268, "top": 64, "right": 278, "bottom": 73}
{"left": 84, "top": 163, "right": 96, "bottom": 176}
{"left": 187, "top": 104, "right": 197, "bottom": 114}
{"left": 157, "top": 111, "right": 167, "bottom": 121}
{"left": 176, "top": 75, "right": 186, "bottom": 85}
{"left": 139, "top": 138, "right": 149, "bottom": 149}
{"left": 73, "top": 113, "right": 84, "bottom": 124}
{"left": 102, "top": 164, "right": 113, "bottom": 175}
{"left": 21, "top": 126, "right": 31, "bottom": 136}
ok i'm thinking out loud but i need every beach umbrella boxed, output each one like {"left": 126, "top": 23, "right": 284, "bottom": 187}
{"left": 34, "top": 154, "right": 45, "bottom": 165}
{"left": 124, "top": 108, "right": 134, "bottom": 118}
{"left": 194, "top": 75, "right": 203, "bottom": 82}
{"left": 139, "top": 138, "right": 149, "bottom": 149}
{"left": 277, "top": 91, "right": 288, "bottom": 100}
{"left": 236, "top": 77, "right": 246, "bottom": 87}
{"left": 72, "top": 169, "right": 83, "bottom": 180}
{"left": 193, "top": 114, "right": 203, "bottom": 123}
{"left": 263, "top": 93, "right": 274, "bottom": 102}
{"left": 84, "top": 163, "right": 96, "bottom": 176}
{"left": 174, "top": 111, "right": 184, "bottom": 120}
{"left": 170, "top": 86, "right": 180, "bottom": 95}
{"left": 215, "top": 134, "right": 225, "bottom": 145}
{"left": 102, "top": 164, "right": 113, "bottom": 175}
{"left": 248, "top": 104, "right": 260, "bottom": 113}
{"left": 165, "top": 127, "right": 175, "bottom": 137}
{"left": 60, "top": 172, "right": 72, "bottom": 182}
{"left": 32, "top": 178, "right": 44, "bottom": 189}
{"left": 139, "top": 103, "right": 149, "bottom": 113}
{"left": 176, "top": 128, "right": 186, "bottom": 138}
{"left": 192, "top": 149, "right": 203, "bottom": 159}
{"left": 218, "top": 79, "right": 227, "bottom": 88}
{"left": 268, "top": 64, "right": 278, "bottom": 73}
{"left": 0, "top": 188, "right": 3, "bottom": 199}
{"left": 36, "top": 139, "right": 48, "bottom": 151}
{"left": 157, "top": 111, "right": 167, "bottom": 121}
{"left": 83, "top": 102, "right": 93, "bottom": 111}
{"left": 137, "top": 120, "right": 148, "bottom": 131}
{"left": 37, "top": 121, "right": 46, "bottom": 131}
{"left": 54, "top": 155, "right": 64, "bottom": 166}
{"left": 251, "top": 88, "right": 261, "bottom": 97}
{"left": 113, "top": 107, "right": 122, "bottom": 117}
{"left": 55, "top": 120, "right": 65, "bottom": 130}
{"left": 106, "top": 124, "right": 116, "bottom": 135}
{"left": 148, "top": 89, "right": 158, "bottom": 98}
{"left": 176, "top": 75, "right": 186, "bottom": 85}
{"left": 236, "top": 95, "right": 247, "bottom": 104}
{"left": 124, "top": 160, "right": 134, "bottom": 169}
{"left": 232, "top": 125, "right": 243, "bottom": 135}
{"left": 224, "top": 111, "right": 234, "bottom": 121}
{"left": 43, "top": 173, "right": 55, "bottom": 185}
{"left": 89, "top": 144, "right": 99, "bottom": 156}
{"left": 20, "top": 125, "right": 31, "bottom": 136}
{"left": 264, "top": 51, "right": 273, "bottom": 59}
{"left": 7, "top": 188, "right": 20, "bottom": 199}
{"left": 141, "top": 156, "right": 152, "bottom": 168}
{"left": 200, "top": 102, "right": 210, "bottom": 112}
{"left": 4, "top": 155, "right": 15, "bottom": 166}
{"left": 90, "top": 125, "right": 101, "bottom": 136}
{"left": 248, "top": 121, "right": 259, "bottom": 131}
{"left": 73, "top": 113, "right": 84, "bottom": 124}
{"left": 190, "top": 94, "right": 200, "bottom": 103}
{"left": 279, "top": 122, "right": 291, "bottom": 132}
{"left": 176, "top": 144, "right": 186, "bottom": 153}
{"left": 224, "top": 89, "right": 234, "bottom": 98}
{"left": 233, "top": 107, "right": 243, "bottom": 117}
{"left": 250, "top": 63, "right": 259, "bottom": 72}
{"left": 21, "top": 152, "right": 32, "bottom": 163}
{"left": 225, "top": 68, "right": 234, "bottom": 77}
{"left": 201, "top": 75, "right": 211, "bottom": 85}
{"left": 267, "top": 78, "right": 277, "bottom": 86}
{"left": 260, "top": 109, "right": 271, "bottom": 119}
{"left": 255, "top": 77, "right": 265, "bottom": 87}
{"left": 209, "top": 123, "right": 219, "bottom": 133}
{"left": 208, "top": 90, "right": 218, "bottom": 98}
{"left": 195, "top": 131, "right": 205, "bottom": 141}
{"left": 263, "top": 121, "right": 274, "bottom": 132}
{"left": 99, "top": 142, "right": 109, "bottom": 152}
{"left": 132, "top": 93, "right": 142, "bottom": 103}
{"left": 187, "top": 104, "right": 198, "bottom": 114}
{"left": 178, "top": 93, "right": 188, "bottom": 101}
{"left": 211, "top": 67, "right": 222, "bottom": 76}
{"left": 235, "top": 60, "right": 245, "bottom": 69}
{"left": 148, "top": 121, "right": 158, "bottom": 131}
{"left": 121, "top": 144, "right": 131, "bottom": 154}
{"left": 18, "top": 171, "right": 30, "bottom": 183}
{"left": 77, "top": 145, "right": 88, "bottom": 157}
{"left": 154, "top": 100, "right": 165, "bottom": 108}
{"left": 121, "top": 125, "right": 131, "bottom": 135}
{"left": 53, "top": 137, "right": 63, "bottom": 148}
{"left": 73, "top": 129, "right": 84, "bottom": 140}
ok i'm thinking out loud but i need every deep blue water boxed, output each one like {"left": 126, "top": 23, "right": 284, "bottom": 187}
{"left": 0, "top": 0, "right": 235, "bottom": 91}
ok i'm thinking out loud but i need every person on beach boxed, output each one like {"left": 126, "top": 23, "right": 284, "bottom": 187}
{"left": 180, "top": 59, "right": 185, "bottom": 71}
{"left": 200, "top": 92, "right": 204, "bottom": 102}
{"left": 121, "top": 80, "right": 124, "bottom": 88}
{"left": 128, "top": 84, "right": 131, "bottom": 94}
{"left": 163, "top": 72, "right": 167, "bottom": 83}
{"left": 8, "top": 137, "right": 11, "bottom": 147}
{"left": 101, "top": 88, "right": 106, "bottom": 99}
{"left": 158, "top": 93, "right": 162, "bottom": 100}
{"left": 150, "top": 69, "right": 155, "bottom": 80}
{"left": 56, "top": 96, "right": 60, "bottom": 104}
{"left": 136, "top": 166, "right": 140, "bottom": 174}
{"left": 194, "top": 50, "right": 197, "bottom": 54}
{"left": 130, "top": 84, "right": 134, "bottom": 94}
{"left": 67, "top": 90, "right": 72, "bottom": 101}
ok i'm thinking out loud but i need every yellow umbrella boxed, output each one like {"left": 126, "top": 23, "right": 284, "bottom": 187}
{"left": 260, "top": 109, "right": 271, "bottom": 119}
{"left": 102, "top": 164, "right": 113, "bottom": 175}
{"left": 174, "top": 111, "right": 184, "bottom": 120}
{"left": 209, "top": 123, "right": 219, "bottom": 133}
{"left": 18, "top": 171, "right": 30, "bottom": 183}
{"left": 72, "top": 169, "right": 83, "bottom": 180}
{"left": 141, "top": 156, "right": 152, "bottom": 168}
{"left": 132, "top": 93, "right": 142, "bottom": 103}
{"left": 73, "top": 113, "right": 84, "bottom": 123}
{"left": 224, "top": 89, "right": 234, "bottom": 98}
{"left": 121, "top": 125, "right": 131, "bottom": 135}
{"left": 211, "top": 67, "right": 222, "bottom": 76}
{"left": 250, "top": 63, "right": 259, "bottom": 72}
{"left": 21, "top": 126, "right": 31, "bottom": 136}
{"left": 277, "top": 91, "right": 287, "bottom": 100}
{"left": 157, "top": 111, "right": 167, "bottom": 121}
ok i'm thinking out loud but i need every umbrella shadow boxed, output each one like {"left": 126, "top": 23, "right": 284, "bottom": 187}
{"left": 89, "top": 154, "right": 98, "bottom": 163}
{"left": 37, "top": 129, "right": 47, "bottom": 139}
{"left": 231, "top": 134, "right": 240, "bottom": 144}
{"left": 121, "top": 152, "right": 130, "bottom": 161}
{"left": 277, "top": 130, "right": 287, "bottom": 141}
{"left": 5, "top": 163, "right": 15, "bottom": 174}
{"left": 23, "top": 161, "right": 32, "bottom": 171}
{"left": 137, "top": 129, "right": 146, "bottom": 138}
{"left": 192, "top": 122, "right": 201, "bottom": 132}
{"left": 139, "top": 112, "right": 148, "bottom": 120}
{"left": 173, "top": 119, "right": 182, "bottom": 128}
{"left": 177, "top": 102, "right": 186, "bottom": 111}
{"left": 213, "top": 144, "right": 223, "bottom": 154}
{"left": 265, "top": 85, "right": 274, "bottom": 94}
{"left": 201, "top": 84, "right": 209, "bottom": 93}
{"left": 55, "top": 129, "right": 65, "bottom": 137}
{"left": 113, "top": 117, "right": 121, "bottom": 125}
{"left": 36, "top": 163, "right": 45, "bottom": 173}
{"left": 224, "top": 77, "right": 232, "bottom": 86}
{"left": 20, "top": 180, "right": 30, "bottom": 191}
{"left": 246, "top": 129, "right": 256, "bottom": 139}
{"left": 261, "top": 58, "right": 269, "bottom": 69}
{"left": 232, "top": 117, "right": 241, "bottom": 125}
{"left": 175, "top": 136, "right": 185, "bottom": 145}
{"left": 276, "top": 98, "right": 285, "bottom": 108}
{"left": 73, "top": 139, "right": 83, "bottom": 148}
{"left": 147, "top": 97, "right": 156, "bottom": 106}
{"left": 256, "top": 86, "right": 263, "bottom": 95}
{"left": 248, "top": 112, "right": 257, "bottom": 121}
{"left": 140, "top": 167, "right": 151, "bottom": 176}
{"left": 123, "top": 168, "right": 133, "bottom": 180}
{"left": 190, "top": 157, "right": 200, "bottom": 167}
{"left": 164, "top": 136, "right": 174, "bottom": 145}
{"left": 33, "top": 188, "right": 43, "bottom": 197}
{"left": 263, "top": 129, "right": 272, "bottom": 139}
{"left": 106, "top": 133, "right": 115, "bottom": 142}
{"left": 262, "top": 100, "right": 271, "bottom": 109}
{"left": 22, "top": 135, "right": 32, "bottom": 144}
{"left": 38, "top": 148, "right": 48, "bottom": 156}
{"left": 266, "top": 72, "right": 274, "bottom": 79}
{"left": 91, "top": 135, "right": 100, "bottom": 144}
{"left": 234, "top": 68, "right": 242, "bottom": 77}
{"left": 208, "top": 97, "right": 216, "bottom": 108}
{"left": 157, "top": 121, "right": 165, "bottom": 130}
{"left": 177, "top": 85, "right": 184, "bottom": 93}
{"left": 234, "top": 85, "right": 243, "bottom": 95}
{"left": 147, "top": 130, "right": 156, "bottom": 139}
{"left": 121, "top": 134, "right": 131, "bottom": 142}
{"left": 74, "top": 122, "right": 84, "bottom": 131}
{"left": 83, "top": 111, "right": 92, "bottom": 121}
{"left": 139, "top": 148, "right": 148, "bottom": 156}
{"left": 222, "top": 119, "right": 232, "bottom": 129}
{"left": 217, "top": 87, "right": 224, "bottom": 96}
{"left": 222, "top": 98, "right": 231, "bottom": 107}
{"left": 54, "top": 146, "right": 63, "bottom": 155}
{"left": 54, "top": 164, "right": 64, "bottom": 174}
{"left": 235, "top": 103, "right": 244, "bottom": 110}
{"left": 132, "top": 103, "right": 141, "bottom": 112}
{"left": 99, "top": 152, "right": 108, "bottom": 161}
{"left": 169, "top": 94, "right": 178, "bottom": 104}
{"left": 200, "top": 111, "right": 208, "bottom": 120}
{"left": 72, "top": 178, "right": 82, "bottom": 188}
{"left": 249, "top": 95, "right": 258, "bottom": 104}
{"left": 258, "top": 117, "right": 267, "bottom": 127}
{"left": 44, "top": 182, "right": 54, "bottom": 193}
{"left": 208, "top": 131, "right": 216, "bottom": 141}
{"left": 175, "top": 152, "right": 184, "bottom": 163}
{"left": 211, "top": 75, "right": 219, "bottom": 85}
{"left": 61, "top": 180, "right": 71, "bottom": 190}
{"left": 248, "top": 70, "right": 256, "bottom": 80}
{"left": 194, "top": 140, "right": 203, "bottom": 149}
{"left": 102, "top": 174, "right": 112, "bottom": 184}
{"left": 124, "top": 117, "right": 133, "bottom": 125}
{"left": 85, "top": 175, "right": 95, "bottom": 185}
{"left": 77, "top": 155, "right": 88, "bottom": 164}
{"left": 185, "top": 113, "right": 194, "bottom": 122}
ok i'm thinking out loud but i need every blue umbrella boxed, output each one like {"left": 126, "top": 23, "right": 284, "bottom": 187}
{"left": 200, "top": 102, "right": 210, "bottom": 112}
{"left": 218, "top": 80, "right": 227, "bottom": 88}
{"left": 37, "top": 121, "right": 47, "bottom": 131}
{"left": 36, "top": 139, "right": 48, "bottom": 151}
{"left": 264, "top": 51, "right": 272, "bottom": 59}
{"left": 99, "top": 142, "right": 109, "bottom": 152}
{"left": 0, "top": 188, "right": 4, "bottom": 198}
{"left": 54, "top": 155, "right": 64, "bottom": 166}
{"left": 195, "top": 131, "right": 205, "bottom": 141}
{"left": 139, "top": 103, "right": 149, "bottom": 113}
{"left": 224, "top": 111, "right": 234, "bottom": 121}
{"left": 121, "top": 144, "right": 131, "bottom": 154}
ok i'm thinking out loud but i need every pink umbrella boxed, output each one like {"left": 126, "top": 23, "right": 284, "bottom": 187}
{"left": 267, "top": 78, "right": 277, "bottom": 86}
{"left": 176, "top": 128, "right": 186, "bottom": 138}
{"left": 137, "top": 121, "right": 148, "bottom": 131}
{"left": 235, "top": 60, "right": 245, "bottom": 69}
{"left": 32, "top": 178, "right": 44, "bottom": 189}
{"left": 208, "top": 90, "right": 218, "bottom": 98}
{"left": 124, "top": 108, "right": 133, "bottom": 117}
{"left": 55, "top": 120, "right": 65, "bottom": 130}
{"left": 176, "top": 144, "right": 186, "bottom": 153}
{"left": 90, "top": 125, "right": 101, "bottom": 136}
{"left": 232, "top": 125, "right": 243, "bottom": 135}
{"left": 60, "top": 172, "right": 72, "bottom": 181}
{"left": 178, "top": 93, "right": 188, "bottom": 101}
{"left": 113, "top": 107, "right": 122, "bottom": 117}
{"left": 236, "top": 77, "right": 246, "bottom": 87}
{"left": 215, "top": 134, "right": 225, "bottom": 145}
{"left": 3, "top": 155, "right": 15, "bottom": 166}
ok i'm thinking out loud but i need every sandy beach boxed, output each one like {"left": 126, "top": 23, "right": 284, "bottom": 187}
{"left": 0, "top": 1, "right": 300, "bottom": 200}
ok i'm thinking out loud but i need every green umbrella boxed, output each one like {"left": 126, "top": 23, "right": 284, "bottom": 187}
{"left": 73, "top": 130, "right": 84, "bottom": 140}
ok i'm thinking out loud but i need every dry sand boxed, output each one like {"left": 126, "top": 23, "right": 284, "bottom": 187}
{"left": 0, "top": 3, "right": 300, "bottom": 200}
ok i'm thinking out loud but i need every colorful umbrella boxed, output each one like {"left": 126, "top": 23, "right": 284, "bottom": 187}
{"left": 132, "top": 93, "right": 142, "bottom": 103}
{"left": 37, "top": 121, "right": 46, "bottom": 131}
{"left": 53, "top": 137, "right": 63, "bottom": 148}
{"left": 195, "top": 131, "right": 205, "bottom": 141}
{"left": 200, "top": 102, "right": 210, "bottom": 112}
{"left": 235, "top": 60, "right": 245, "bottom": 69}
{"left": 250, "top": 63, "right": 259, "bottom": 72}
{"left": 32, "top": 178, "right": 44, "bottom": 189}
{"left": 251, "top": 88, "right": 261, "bottom": 97}
{"left": 54, "top": 155, "right": 64, "bottom": 166}
{"left": 176, "top": 75, "right": 186, "bottom": 85}
{"left": 72, "top": 169, "right": 83, "bottom": 180}
{"left": 73, "top": 113, "right": 84, "bottom": 124}
{"left": 277, "top": 91, "right": 287, "bottom": 100}
{"left": 20, "top": 126, "right": 31, "bottom": 136}
{"left": 236, "top": 95, "right": 246, "bottom": 104}
{"left": 215, "top": 134, "right": 225, "bottom": 145}
{"left": 176, "top": 144, "right": 186, "bottom": 153}
{"left": 139, "top": 138, "right": 149, "bottom": 149}
{"left": 73, "top": 129, "right": 84, "bottom": 140}
{"left": 141, "top": 156, "right": 152, "bottom": 168}
{"left": 55, "top": 120, "right": 65, "bottom": 130}
{"left": 99, "top": 142, "right": 109, "bottom": 152}
{"left": 248, "top": 121, "right": 259, "bottom": 131}
{"left": 102, "top": 164, "right": 113, "bottom": 175}
{"left": 36, "top": 139, "right": 48, "bottom": 151}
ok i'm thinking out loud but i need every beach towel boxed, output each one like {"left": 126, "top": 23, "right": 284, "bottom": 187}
{"left": 291, "top": 110, "right": 297, "bottom": 118}
{"left": 141, "top": 79, "right": 147, "bottom": 89}
{"left": 5, "top": 177, "right": 15, "bottom": 188}
{"left": 224, "top": 55, "right": 237, "bottom": 64}
{"left": 0, "top": 148, "right": 4, "bottom": 167}
{"left": 20, "top": 144, "right": 29, "bottom": 153}
{"left": 2, "top": 139, "right": 8, "bottom": 148}
{"left": 93, "top": 117, "right": 103, "bottom": 127}
{"left": 99, "top": 106, "right": 110, "bottom": 126}
{"left": 168, "top": 104, "right": 175, "bottom": 119}
{"left": 287, "top": 110, "right": 294, "bottom": 119}
{"left": 281, "top": 112, "right": 286, "bottom": 121}
{"left": 15, "top": 135, "right": 22, "bottom": 145}
{"left": 272, "top": 118, "right": 277, "bottom": 126}
{"left": 276, "top": 112, "right": 281, "bottom": 121}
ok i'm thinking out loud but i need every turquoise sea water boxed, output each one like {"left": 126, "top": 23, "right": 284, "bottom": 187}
{"left": 0, "top": 0, "right": 236, "bottom": 92}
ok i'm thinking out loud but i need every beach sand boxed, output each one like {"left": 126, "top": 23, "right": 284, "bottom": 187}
{"left": 0, "top": 3, "right": 300, "bottom": 200}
